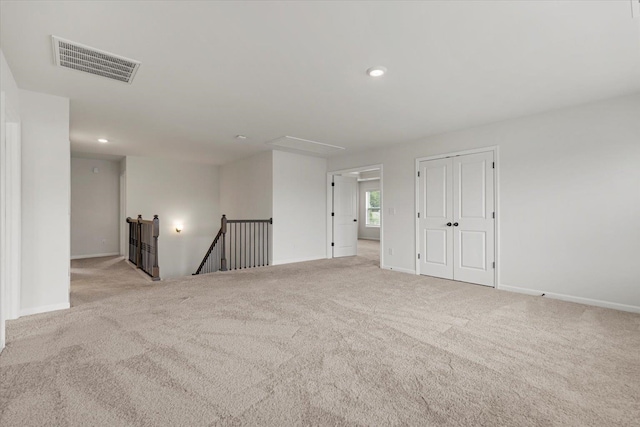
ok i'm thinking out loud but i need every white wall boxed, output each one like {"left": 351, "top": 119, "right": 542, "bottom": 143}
{"left": 126, "top": 156, "right": 219, "bottom": 279}
{"left": 71, "top": 157, "right": 120, "bottom": 258}
{"left": 0, "top": 50, "right": 19, "bottom": 114}
{"left": 220, "top": 151, "right": 272, "bottom": 219}
{"left": 328, "top": 93, "right": 640, "bottom": 312}
{"left": 272, "top": 151, "right": 327, "bottom": 265}
{"left": 358, "top": 180, "right": 381, "bottom": 240}
{"left": 20, "top": 89, "right": 70, "bottom": 315}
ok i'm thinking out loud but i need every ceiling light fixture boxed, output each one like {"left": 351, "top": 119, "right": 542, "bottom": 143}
{"left": 98, "top": 138, "right": 108, "bottom": 143}
{"left": 366, "top": 66, "right": 387, "bottom": 77}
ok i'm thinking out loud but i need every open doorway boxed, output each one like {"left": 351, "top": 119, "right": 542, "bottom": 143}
{"left": 327, "top": 165, "right": 383, "bottom": 267}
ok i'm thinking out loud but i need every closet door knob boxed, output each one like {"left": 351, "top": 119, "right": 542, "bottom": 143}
{"left": 453, "top": 222, "right": 459, "bottom": 227}
{"left": 446, "top": 222, "right": 452, "bottom": 227}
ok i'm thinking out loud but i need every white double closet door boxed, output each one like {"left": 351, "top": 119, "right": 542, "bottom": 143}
{"left": 418, "top": 151, "right": 495, "bottom": 287}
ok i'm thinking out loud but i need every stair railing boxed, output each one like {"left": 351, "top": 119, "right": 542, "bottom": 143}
{"left": 194, "top": 214, "right": 272, "bottom": 275}
{"left": 126, "top": 215, "right": 160, "bottom": 281}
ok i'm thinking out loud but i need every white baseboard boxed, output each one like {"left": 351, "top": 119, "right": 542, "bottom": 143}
{"left": 272, "top": 255, "right": 325, "bottom": 266}
{"left": 498, "top": 284, "right": 640, "bottom": 313}
{"left": 71, "top": 252, "right": 121, "bottom": 260}
{"left": 382, "top": 265, "right": 416, "bottom": 275}
{"left": 20, "top": 302, "right": 70, "bottom": 317}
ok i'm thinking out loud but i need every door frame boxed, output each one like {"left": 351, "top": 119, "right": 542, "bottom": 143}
{"left": 415, "top": 146, "right": 500, "bottom": 288}
{"left": 327, "top": 164, "right": 383, "bottom": 267}
{"left": 1, "top": 93, "right": 21, "bottom": 351}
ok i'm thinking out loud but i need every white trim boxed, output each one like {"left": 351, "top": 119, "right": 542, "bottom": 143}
{"left": 272, "top": 255, "right": 325, "bottom": 265}
{"left": 71, "top": 252, "right": 121, "bottom": 260}
{"left": 382, "top": 265, "right": 416, "bottom": 275}
{"left": 1, "top": 92, "right": 21, "bottom": 353}
{"left": 415, "top": 146, "right": 499, "bottom": 163}
{"left": 498, "top": 285, "right": 640, "bottom": 314}
{"left": 358, "top": 237, "right": 380, "bottom": 241}
{"left": 5, "top": 121, "right": 21, "bottom": 320}
{"left": 327, "top": 164, "right": 384, "bottom": 268}
{"left": 19, "top": 302, "right": 70, "bottom": 317}
{"left": 415, "top": 146, "right": 499, "bottom": 288}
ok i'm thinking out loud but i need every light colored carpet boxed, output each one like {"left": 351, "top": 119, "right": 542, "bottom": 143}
{"left": 357, "top": 239, "right": 379, "bottom": 264}
{"left": 1, "top": 255, "right": 639, "bottom": 426}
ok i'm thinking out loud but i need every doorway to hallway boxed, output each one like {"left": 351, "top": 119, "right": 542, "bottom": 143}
{"left": 327, "top": 165, "right": 383, "bottom": 268}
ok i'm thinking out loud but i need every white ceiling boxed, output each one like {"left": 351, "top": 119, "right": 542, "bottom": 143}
{"left": 2, "top": 1, "right": 639, "bottom": 165}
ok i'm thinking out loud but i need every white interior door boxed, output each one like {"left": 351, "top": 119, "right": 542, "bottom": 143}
{"left": 333, "top": 175, "right": 358, "bottom": 257}
{"left": 418, "top": 151, "right": 495, "bottom": 287}
{"left": 452, "top": 152, "right": 494, "bottom": 286}
{"left": 418, "top": 158, "right": 454, "bottom": 279}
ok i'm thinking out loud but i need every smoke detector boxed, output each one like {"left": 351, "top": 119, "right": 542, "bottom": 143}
{"left": 51, "top": 36, "right": 141, "bottom": 84}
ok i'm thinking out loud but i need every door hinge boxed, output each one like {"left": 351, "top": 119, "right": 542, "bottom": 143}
{"left": 331, "top": 242, "right": 334, "bottom": 247}
{"left": 492, "top": 262, "right": 495, "bottom": 269}
{"left": 331, "top": 182, "right": 335, "bottom": 187}
{"left": 331, "top": 212, "right": 334, "bottom": 216}
{"left": 417, "top": 171, "right": 420, "bottom": 177}
{"left": 492, "top": 162, "right": 495, "bottom": 169}
{"left": 492, "top": 212, "right": 495, "bottom": 219}
{"left": 417, "top": 212, "right": 420, "bottom": 218}
{"left": 418, "top": 253, "right": 421, "bottom": 259}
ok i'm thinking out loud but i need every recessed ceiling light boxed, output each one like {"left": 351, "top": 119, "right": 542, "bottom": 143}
{"left": 235, "top": 135, "right": 247, "bottom": 140}
{"left": 366, "top": 66, "right": 387, "bottom": 77}
{"left": 98, "top": 138, "right": 108, "bottom": 143}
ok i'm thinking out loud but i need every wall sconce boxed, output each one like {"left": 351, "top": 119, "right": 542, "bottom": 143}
{"left": 175, "top": 224, "right": 183, "bottom": 233}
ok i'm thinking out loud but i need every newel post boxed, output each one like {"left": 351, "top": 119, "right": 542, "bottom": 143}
{"left": 136, "top": 214, "right": 143, "bottom": 268}
{"left": 152, "top": 215, "right": 160, "bottom": 281}
{"left": 220, "top": 214, "right": 228, "bottom": 271}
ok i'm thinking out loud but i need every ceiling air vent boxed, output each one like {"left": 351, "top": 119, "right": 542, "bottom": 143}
{"left": 266, "top": 136, "right": 345, "bottom": 155}
{"left": 51, "top": 36, "right": 141, "bottom": 84}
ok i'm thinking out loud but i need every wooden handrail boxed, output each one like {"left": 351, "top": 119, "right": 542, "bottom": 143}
{"left": 126, "top": 214, "right": 160, "bottom": 281}
{"left": 193, "top": 214, "right": 272, "bottom": 275}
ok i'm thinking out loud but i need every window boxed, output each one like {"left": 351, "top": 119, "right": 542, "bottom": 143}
{"left": 365, "top": 190, "right": 380, "bottom": 227}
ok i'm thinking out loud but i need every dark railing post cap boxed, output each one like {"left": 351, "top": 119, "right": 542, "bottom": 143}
{"left": 153, "top": 215, "right": 158, "bottom": 219}
{"left": 138, "top": 214, "right": 143, "bottom": 218}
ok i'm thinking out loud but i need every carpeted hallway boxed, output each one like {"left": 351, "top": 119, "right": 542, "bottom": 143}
{"left": 1, "top": 254, "right": 639, "bottom": 426}
{"left": 357, "top": 239, "right": 379, "bottom": 264}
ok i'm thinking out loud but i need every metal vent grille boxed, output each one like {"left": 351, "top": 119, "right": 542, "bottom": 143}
{"left": 51, "top": 36, "right": 141, "bottom": 84}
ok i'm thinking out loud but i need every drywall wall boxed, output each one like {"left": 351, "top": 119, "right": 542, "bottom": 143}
{"left": 219, "top": 151, "right": 273, "bottom": 219}
{"left": 0, "top": 50, "right": 19, "bottom": 115}
{"left": 328, "top": 93, "right": 640, "bottom": 312}
{"left": 71, "top": 157, "right": 120, "bottom": 258}
{"left": 358, "top": 179, "right": 381, "bottom": 240}
{"left": 272, "top": 151, "right": 327, "bottom": 264}
{"left": 125, "top": 156, "right": 219, "bottom": 279}
{"left": 20, "top": 89, "right": 70, "bottom": 315}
